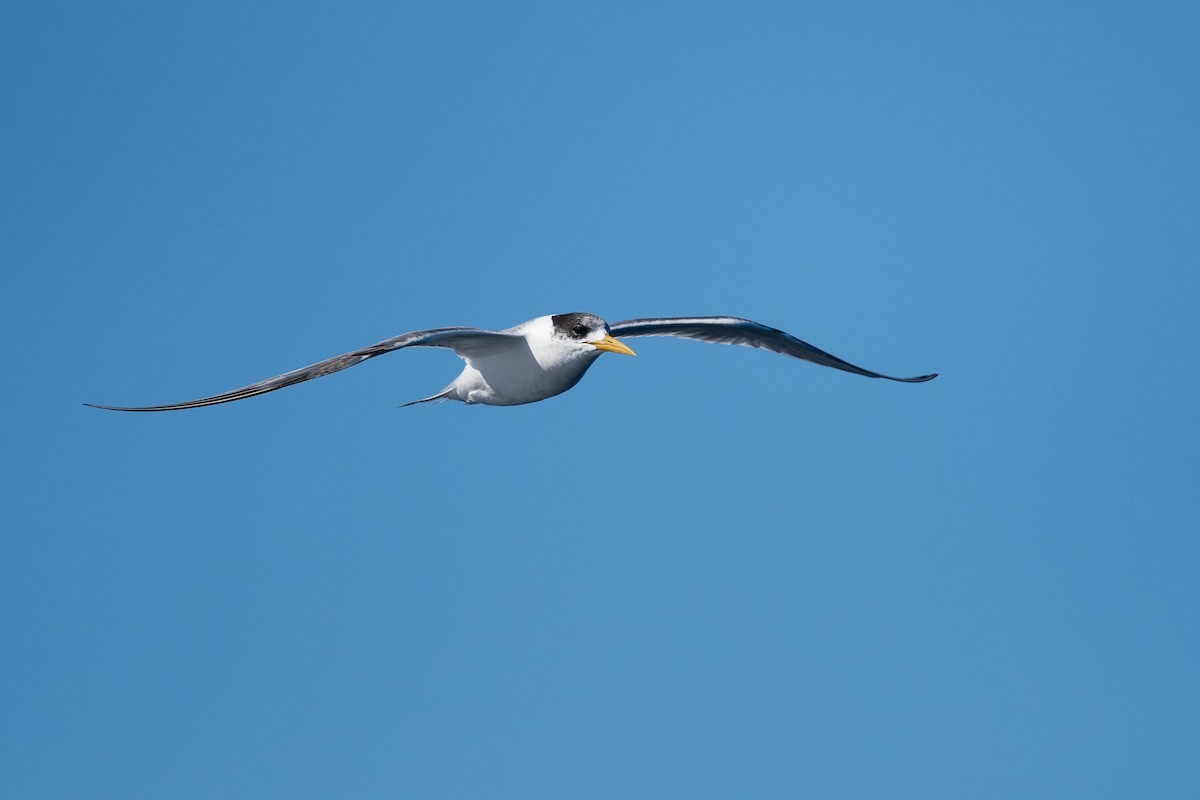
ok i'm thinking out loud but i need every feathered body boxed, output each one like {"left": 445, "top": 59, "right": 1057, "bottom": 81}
{"left": 87, "top": 312, "right": 936, "bottom": 412}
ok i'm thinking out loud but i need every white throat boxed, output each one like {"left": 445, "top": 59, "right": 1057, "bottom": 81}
{"left": 446, "top": 315, "right": 601, "bottom": 405}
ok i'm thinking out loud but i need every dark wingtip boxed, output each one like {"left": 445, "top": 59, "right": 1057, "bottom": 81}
{"left": 84, "top": 402, "right": 162, "bottom": 412}
{"left": 879, "top": 372, "right": 938, "bottom": 383}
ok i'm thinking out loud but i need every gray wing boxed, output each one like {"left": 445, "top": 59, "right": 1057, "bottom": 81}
{"left": 85, "top": 327, "right": 521, "bottom": 411}
{"left": 609, "top": 316, "right": 937, "bottom": 383}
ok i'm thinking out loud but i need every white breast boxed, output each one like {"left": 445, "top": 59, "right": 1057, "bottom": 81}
{"left": 449, "top": 316, "right": 601, "bottom": 405}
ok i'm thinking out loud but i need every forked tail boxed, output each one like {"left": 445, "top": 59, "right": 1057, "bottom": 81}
{"left": 399, "top": 386, "right": 458, "bottom": 408}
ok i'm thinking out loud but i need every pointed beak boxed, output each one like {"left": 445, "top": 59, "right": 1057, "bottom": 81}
{"left": 589, "top": 334, "right": 636, "bottom": 356}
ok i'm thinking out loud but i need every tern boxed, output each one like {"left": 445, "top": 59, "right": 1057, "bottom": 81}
{"left": 86, "top": 313, "right": 937, "bottom": 411}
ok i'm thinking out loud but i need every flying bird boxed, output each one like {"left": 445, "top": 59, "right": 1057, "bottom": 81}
{"left": 86, "top": 313, "right": 937, "bottom": 411}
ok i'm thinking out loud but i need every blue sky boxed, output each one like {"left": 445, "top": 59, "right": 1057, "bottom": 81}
{"left": 3, "top": 1, "right": 1198, "bottom": 797}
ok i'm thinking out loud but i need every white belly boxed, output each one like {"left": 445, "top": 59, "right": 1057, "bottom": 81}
{"left": 449, "top": 345, "right": 598, "bottom": 405}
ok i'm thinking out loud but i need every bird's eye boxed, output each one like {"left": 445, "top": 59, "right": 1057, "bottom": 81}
{"left": 572, "top": 324, "right": 588, "bottom": 338}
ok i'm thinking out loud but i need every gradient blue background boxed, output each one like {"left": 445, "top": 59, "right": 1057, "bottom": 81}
{"left": 4, "top": 2, "right": 1198, "bottom": 797}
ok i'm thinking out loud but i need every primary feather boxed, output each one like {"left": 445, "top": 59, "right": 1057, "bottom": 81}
{"left": 609, "top": 317, "right": 937, "bottom": 382}
{"left": 86, "top": 313, "right": 936, "bottom": 411}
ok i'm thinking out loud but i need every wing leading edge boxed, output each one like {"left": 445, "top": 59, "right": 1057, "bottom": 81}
{"left": 85, "top": 327, "right": 519, "bottom": 411}
{"left": 609, "top": 316, "right": 937, "bottom": 383}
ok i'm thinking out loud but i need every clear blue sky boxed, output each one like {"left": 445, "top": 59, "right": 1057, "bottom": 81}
{"left": 3, "top": 2, "right": 1198, "bottom": 797}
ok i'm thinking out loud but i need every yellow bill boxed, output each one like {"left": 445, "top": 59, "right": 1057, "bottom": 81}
{"left": 590, "top": 335, "right": 636, "bottom": 356}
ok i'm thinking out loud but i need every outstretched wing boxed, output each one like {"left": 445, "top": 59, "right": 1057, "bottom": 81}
{"left": 608, "top": 316, "right": 937, "bottom": 383}
{"left": 85, "top": 327, "right": 521, "bottom": 411}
